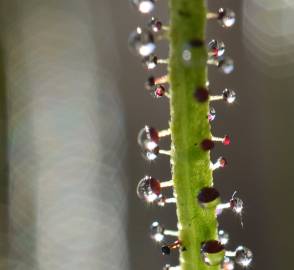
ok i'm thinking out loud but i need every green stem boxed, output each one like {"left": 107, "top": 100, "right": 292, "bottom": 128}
{"left": 169, "top": 1, "right": 219, "bottom": 270}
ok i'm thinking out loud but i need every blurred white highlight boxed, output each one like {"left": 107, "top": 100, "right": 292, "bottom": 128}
{"left": 243, "top": 0, "right": 294, "bottom": 76}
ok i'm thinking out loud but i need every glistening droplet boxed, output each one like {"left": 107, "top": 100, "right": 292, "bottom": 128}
{"left": 142, "top": 54, "right": 158, "bottom": 70}
{"left": 218, "top": 57, "right": 234, "bottom": 74}
{"left": 148, "top": 17, "right": 163, "bottom": 33}
{"left": 218, "top": 8, "right": 236, "bottom": 28}
{"left": 129, "top": 27, "right": 156, "bottom": 57}
{"left": 230, "top": 197, "right": 243, "bottom": 215}
{"left": 130, "top": 0, "right": 155, "bottom": 14}
{"left": 208, "top": 39, "right": 225, "bottom": 57}
{"left": 150, "top": 221, "right": 165, "bottom": 242}
{"left": 235, "top": 246, "right": 253, "bottom": 267}
{"left": 137, "top": 176, "right": 161, "bottom": 202}
{"left": 218, "top": 230, "right": 229, "bottom": 245}
{"left": 222, "top": 89, "right": 236, "bottom": 104}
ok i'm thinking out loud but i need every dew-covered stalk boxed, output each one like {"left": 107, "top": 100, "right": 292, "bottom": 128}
{"left": 129, "top": 1, "right": 252, "bottom": 270}
{"left": 168, "top": 1, "right": 218, "bottom": 270}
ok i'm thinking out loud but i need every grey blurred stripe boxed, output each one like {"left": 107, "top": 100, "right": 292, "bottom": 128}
{"left": 0, "top": 1, "right": 128, "bottom": 269}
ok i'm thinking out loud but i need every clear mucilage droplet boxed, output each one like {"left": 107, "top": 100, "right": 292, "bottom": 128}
{"left": 150, "top": 221, "right": 165, "bottom": 242}
{"left": 198, "top": 187, "right": 220, "bottom": 208}
{"left": 218, "top": 8, "right": 236, "bottom": 28}
{"left": 130, "top": 0, "right": 155, "bottom": 14}
{"left": 137, "top": 176, "right": 161, "bottom": 202}
{"left": 208, "top": 39, "right": 225, "bottom": 58}
{"left": 222, "top": 89, "right": 236, "bottom": 104}
{"left": 230, "top": 197, "right": 243, "bottom": 215}
{"left": 201, "top": 240, "right": 225, "bottom": 266}
{"left": 234, "top": 246, "right": 253, "bottom": 267}
{"left": 218, "top": 56, "right": 234, "bottom": 74}
{"left": 142, "top": 54, "right": 158, "bottom": 70}
{"left": 129, "top": 27, "right": 156, "bottom": 57}
{"left": 137, "top": 126, "right": 160, "bottom": 160}
{"left": 148, "top": 17, "right": 163, "bottom": 33}
{"left": 218, "top": 230, "right": 229, "bottom": 245}
{"left": 138, "top": 125, "right": 159, "bottom": 146}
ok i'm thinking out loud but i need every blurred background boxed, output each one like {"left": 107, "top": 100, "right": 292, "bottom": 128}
{"left": 0, "top": 0, "right": 292, "bottom": 269}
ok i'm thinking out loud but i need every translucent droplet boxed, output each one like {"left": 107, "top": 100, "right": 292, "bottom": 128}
{"left": 198, "top": 187, "right": 220, "bottom": 208}
{"left": 235, "top": 246, "right": 253, "bottom": 267}
{"left": 208, "top": 39, "right": 225, "bottom": 57}
{"left": 138, "top": 125, "right": 159, "bottom": 147}
{"left": 142, "top": 54, "right": 158, "bottom": 69}
{"left": 230, "top": 197, "right": 243, "bottom": 215}
{"left": 208, "top": 107, "right": 216, "bottom": 122}
{"left": 130, "top": 0, "right": 155, "bottom": 14}
{"left": 129, "top": 27, "right": 155, "bottom": 57}
{"left": 222, "top": 257, "right": 235, "bottom": 270}
{"left": 201, "top": 240, "right": 225, "bottom": 266}
{"left": 218, "top": 230, "right": 229, "bottom": 245}
{"left": 137, "top": 176, "right": 161, "bottom": 202}
{"left": 150, "top": 221, "right": 165, "bottom": 242}
{"left": 222, "top": 89, "right": 236, "bottom": 104}
{"left": 144, "top": 141, "right": 160, "bottom": 160}
{"left": 218, "top": 8, "right": 236, "bottom": 28}
{"left": 218, "top": 57, "right": 234, "bottom": 74}
{"left": 148, "top": 17, "right": 162, "bottom": 32}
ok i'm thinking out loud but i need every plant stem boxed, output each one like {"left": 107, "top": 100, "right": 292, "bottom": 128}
{"left": 169, "top": 1, "right": 220, "bottom": 270}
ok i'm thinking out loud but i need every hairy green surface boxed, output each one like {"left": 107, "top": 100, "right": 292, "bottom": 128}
{"left": 168, "top": 1, "right": 220, "bottom": 270}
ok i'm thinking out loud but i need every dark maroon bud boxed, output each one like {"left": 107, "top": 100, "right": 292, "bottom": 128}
{"left": 194, "top": 87, "right": 209, "bottom": 103}
{"left": 198, "top": 187, "right": 220, "bottom": 205}
{"left": 201, "top": 139, "right": 215, "bottom": 151}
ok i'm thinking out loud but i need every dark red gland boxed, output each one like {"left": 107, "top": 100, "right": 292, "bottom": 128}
{"left": 201, "top": 240, "right": 224, "bottom": 254}
{"left": 223, "top": 135, "right": 231, "bottom": 146}
{"left": 146, "top": 126, "right": 159, "bottom": 143}
{"left": 154, "top": 85, "right": 166, "bottom": 97}
{"left": 198, "top": 187, "right": 220, "bottom": 204}
{"left": 194, "top": 87, "right": 209, "bottom": 103}
{"left": 149, "top": 177, "right": 161, "bottom": 196}
{"left": 201, "top": 139, "right": 215, "bottom": 151}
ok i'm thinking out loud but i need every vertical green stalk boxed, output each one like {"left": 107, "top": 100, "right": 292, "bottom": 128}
{"left": 169, "top": 1, "right": 219, "bottom": 270}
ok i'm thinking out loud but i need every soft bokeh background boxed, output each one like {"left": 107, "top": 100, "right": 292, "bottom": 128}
{"left": 0, "top": 0, "right": 292, "bottom": 270}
